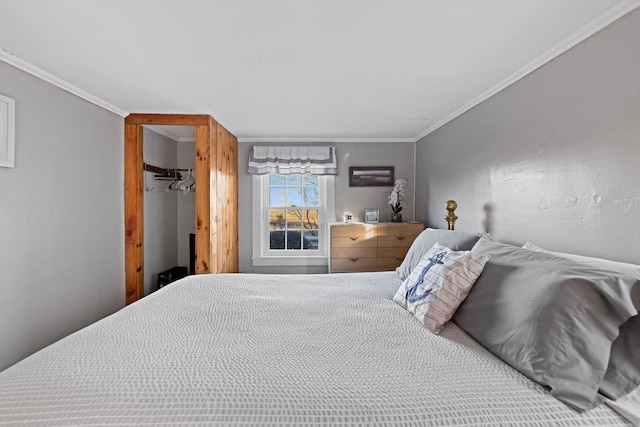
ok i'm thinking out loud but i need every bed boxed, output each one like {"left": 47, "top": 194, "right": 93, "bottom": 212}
{"left": 0, "top": 229, "right": 638, "bottom": 426}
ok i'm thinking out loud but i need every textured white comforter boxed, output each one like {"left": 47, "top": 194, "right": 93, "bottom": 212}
{"left": 0, "top": 272, "right": 635, "bottom": 426}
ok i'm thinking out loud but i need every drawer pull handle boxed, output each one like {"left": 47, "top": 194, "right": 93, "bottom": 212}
{"left": 395, "top": 235, "right": 406, "bottom": 240}
{"left": 395, "top": 257, "right": 404, "bottom": 261}
{"left": 349, "top": 236, "right": 359, "bottom": 241}
{"left": 349, "top": 257, "right": 359, "bottom": 262}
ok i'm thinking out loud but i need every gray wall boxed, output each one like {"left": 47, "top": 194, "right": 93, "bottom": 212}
{"left": 0, "top": 61, "right": 124, "bottom": 371}
{"left": 238, "top": 141, "right": 416, "bottom": 273}
{"left": 415, "top": 9, "right": 640, "bottom": 264}
{"left": 143, "top": 128, "right": 178, "bottom": 294}
{"left": 176, "top": 141, "right": 195, "bottom": 270}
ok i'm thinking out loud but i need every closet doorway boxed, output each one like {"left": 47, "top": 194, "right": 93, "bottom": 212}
{"left": 142, "top": 124, "right": 195, "bottom": 297}
{"left": 124, "top": 114, "right": 239, "bottom": 305}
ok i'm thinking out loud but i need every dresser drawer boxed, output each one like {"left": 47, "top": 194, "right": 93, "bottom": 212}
{"left": 378, "top": 235, "right": 418, "bottom": 248}
{"left": 377, "top": 247, "right": 408, "bottom": 270}
{"left": 331, "top": 236, "right": 378, "bottom": 249}
{"left": 376, "top": 224, "right": 422, "bottom": 270}
{"left": 376, "top": 223, "right": 424, "bottom": 237}
{"left": 330, "top": 224, "right": 376, "bottom": 239}
{"left": 332, "top": 247, "right": 378, "bottom": 259}
{"left": 377, "top": 224, "right": 423, "bottom": 248}
{"left": 331, "top": 246, "right": 378, "bottom": 273}
{"left": 378, "top": 257, "right": 405, "bottom": 270}
{"left": 331, "top": 257, "right": 379, "bottom": 272}
{"left": 377, "top": 246, "right": 408, "bottom": 260}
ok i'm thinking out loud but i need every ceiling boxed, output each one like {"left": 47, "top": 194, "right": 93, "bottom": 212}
{"left": 0, "top": 1, "right": 638, "bottom": 142}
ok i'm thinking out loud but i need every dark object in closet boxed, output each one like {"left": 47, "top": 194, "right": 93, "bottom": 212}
{"left": 189, "top": 233, "right": 195, "bottom": 275}
{"left": 157, "top": 266, "right": 188, "bottom": 289}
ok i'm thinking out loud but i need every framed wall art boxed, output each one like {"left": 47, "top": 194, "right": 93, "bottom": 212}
{"left": 0, "top": 94, "right": 16, "bottom": 168}
{"left": 349, "top": 166, "right": 394, "bottom": 187}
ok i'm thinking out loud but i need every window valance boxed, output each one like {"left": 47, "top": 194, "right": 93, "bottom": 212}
{"left": 248, "top": 146, "right": 337, "bottom": 175}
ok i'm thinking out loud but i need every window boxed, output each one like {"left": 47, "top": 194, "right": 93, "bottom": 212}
{"left": 268, "top": 173, "right": 319, "bottom": 250}
{"left": 253, "top": 173, "right": 334, "bottom": 266}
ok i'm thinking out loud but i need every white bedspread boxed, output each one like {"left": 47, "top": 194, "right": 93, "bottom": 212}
{"left": 0, "top": 272, "right": 636, "bottom": 426}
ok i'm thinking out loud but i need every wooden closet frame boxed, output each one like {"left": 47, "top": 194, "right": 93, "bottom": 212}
{"left": 124, "top": 113, "right": 238, "bottom": 305}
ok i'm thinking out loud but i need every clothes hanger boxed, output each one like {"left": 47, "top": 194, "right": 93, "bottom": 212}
{"left": 180, "top": 169, "right": 195, "bottom": 194}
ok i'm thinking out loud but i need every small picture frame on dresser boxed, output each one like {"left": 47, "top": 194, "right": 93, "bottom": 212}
{"left": 364, "top": 209, "right": 379, "bottom": 223}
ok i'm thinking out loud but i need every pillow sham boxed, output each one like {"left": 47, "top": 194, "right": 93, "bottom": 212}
{"left": 453, "top": 237, "right": 640, "bottom": 411}
{"left": 396, "top": 228, "right": 482, "bottom": 280}
{"left": 393, "top": 243, "right": 489, "bottom": 334}
{"left": 522, "top": 241, "right": 640, "bottom": 275}
{"left": 522, "top": 241, "right": 640, "bottom": 400}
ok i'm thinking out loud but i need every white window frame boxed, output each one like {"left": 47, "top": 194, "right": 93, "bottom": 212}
{"left": 252, "top": 174, "right": 335, "bottom": 267}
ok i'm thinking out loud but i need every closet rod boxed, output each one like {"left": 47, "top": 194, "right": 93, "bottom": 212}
{"left": 143, "top": 162, "right": 189, "bottom": 178}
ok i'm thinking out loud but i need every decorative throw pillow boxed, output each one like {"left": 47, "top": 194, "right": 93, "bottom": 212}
{"left": 393, "top": 243, "right": 489, "bottom": 334}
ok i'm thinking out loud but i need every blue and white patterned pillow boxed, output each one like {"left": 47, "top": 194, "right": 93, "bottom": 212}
{"left": 393, "top": 243, "right": 489, "bottom": 334}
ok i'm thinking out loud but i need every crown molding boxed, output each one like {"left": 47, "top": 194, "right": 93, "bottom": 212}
{"left": 0, "top": 49, "right": 128, "bottom": 117}
{"left": 237, "top": 137, "right": 415, "bottom": 144}
{"left": 413, "top": 0, "right": 640, "bottom": 142}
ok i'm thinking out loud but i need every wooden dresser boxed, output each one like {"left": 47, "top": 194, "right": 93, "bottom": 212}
{"left": 329, "top": 222, "right": 424, "bottom": 273}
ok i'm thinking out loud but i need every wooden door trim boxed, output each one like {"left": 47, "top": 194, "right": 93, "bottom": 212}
{"left": 124, "top": 113, "right": 216, "bottom": 305}
{"left": 124, "top": 114, "right": 211, "bottom": 126}
{"left": 194, "top": 119, "right": 216, "bottom": 275}
{"left": 124, "top": 122, "right": 144, "bottom": 304}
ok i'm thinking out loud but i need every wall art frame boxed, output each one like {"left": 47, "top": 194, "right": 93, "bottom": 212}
{"left": 0, "top": 93, "right": 16, "bottom": 168}
{"left": 348, "top": 166, "right": 394, "bottom": 187}
{"left": 364, "top": 209, "right": 380, "bottom": 223}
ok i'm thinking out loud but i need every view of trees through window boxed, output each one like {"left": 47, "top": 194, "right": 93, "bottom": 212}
{"left": 268, "top": 173, "right": 319, "bottom": 250}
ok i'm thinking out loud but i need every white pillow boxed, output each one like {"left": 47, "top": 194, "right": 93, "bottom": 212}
{"left": 393, "top": 243, "right": 490, "bottom": 334}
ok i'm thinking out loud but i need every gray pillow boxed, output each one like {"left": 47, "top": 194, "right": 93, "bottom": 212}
{"left": 522, "top": 241, "right": 640, "bottom": 400}
{"left": 453, "top": 237, "right": 640, "bottom": 412}
{"left": 522, "top": 241, "right": 640, "bottom": 275}
{"left": 396, "top": 228, "right": 481, "bottom": 280}
{"left": 601, "top": 315, "right": 639, "bottom": 400}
